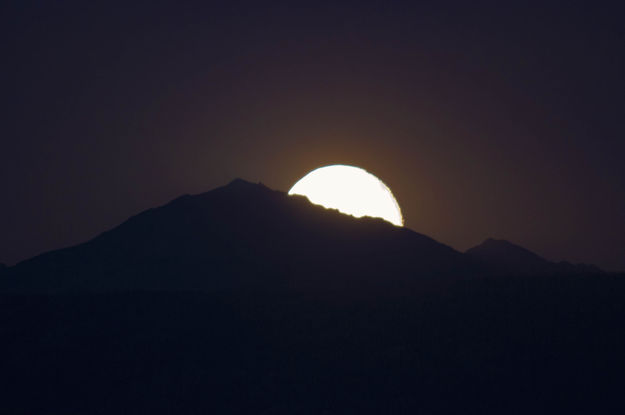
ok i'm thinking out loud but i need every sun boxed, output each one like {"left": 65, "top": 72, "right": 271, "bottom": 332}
{"left": 288, "top": 165, "right": 404, "bottom": 226}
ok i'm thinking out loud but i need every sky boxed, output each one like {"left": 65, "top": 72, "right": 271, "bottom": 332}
{"left": 2, "top": 0, "right": 624, "bottom": 270}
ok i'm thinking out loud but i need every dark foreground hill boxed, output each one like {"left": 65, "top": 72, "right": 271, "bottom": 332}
{"left": 1, "top": 180, "right": 623, "bottom": 414}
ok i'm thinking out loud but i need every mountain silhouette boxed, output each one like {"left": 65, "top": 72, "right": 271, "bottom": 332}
{"left": 2, "top": 179, "right": 476, "bottom": 296}
{"left": 466, "top": 238, "right": 603, "bottom": 276}
{"left": 1, "top": 179, "right": 623, "bottom": 414}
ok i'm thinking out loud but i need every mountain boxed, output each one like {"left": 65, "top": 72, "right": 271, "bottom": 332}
{"left": 466, "top": 238, "right": 603, "bottom": 276}
{"left": 2, "top": 179, "right": 622, "bottom": 414}
{"left": 1, "top": 179, "right": 474, "bottom": 296}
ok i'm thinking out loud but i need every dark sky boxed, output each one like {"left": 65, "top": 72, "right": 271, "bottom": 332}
{"left": 2, "top": 0, "right": 624, "bottom": 270}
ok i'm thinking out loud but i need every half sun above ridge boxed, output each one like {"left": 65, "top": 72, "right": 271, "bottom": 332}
{"left": 288, "top": 165, "right": 404, "bottom": 226}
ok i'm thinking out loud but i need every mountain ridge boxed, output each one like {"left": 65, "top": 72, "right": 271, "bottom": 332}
{"left": 466, "top": 237, "right": 603, "bottom": 276}
{"left": 0, "top": 179, "right": 620, "bottom": 415}
{"left": 1, "top": 179, "right": 473, "bottom": 295}
{"left": 1, "top": 179, "right": 603, "bottom": 295}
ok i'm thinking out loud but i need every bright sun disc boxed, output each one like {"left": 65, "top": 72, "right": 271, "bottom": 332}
{"left": 288, "top": 165, "right": 403, "bottom": 226}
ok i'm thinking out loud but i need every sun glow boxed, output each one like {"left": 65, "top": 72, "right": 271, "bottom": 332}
{"left": 288, "top": 165, "right": 404, "bottom": 226}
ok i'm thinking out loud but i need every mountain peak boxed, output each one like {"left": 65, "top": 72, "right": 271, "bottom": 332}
{"left": 226, "top": 177, "right": 257, "bottom": 187}
{"left": 466, "top": 238, "right": 602, "bottom": 276}
{"left": 224, "top": 178, "right": 272, "bottom": 190}
{"left": 472, "top": 238, "right": 541, "bottom": 256}
{"left": 215, "top": 178, "right": 276, "bottom": 197}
